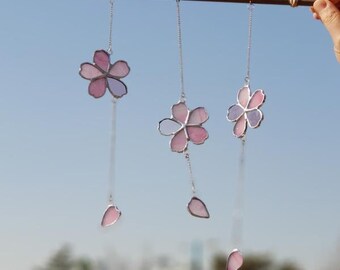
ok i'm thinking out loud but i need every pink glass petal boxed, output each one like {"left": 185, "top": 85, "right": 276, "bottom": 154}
{"left": 246, "top": 109, "right": 263, "bottom": 128}
{"left": 187, "top": 107, "right": 209, "bottom": 125}
{"left": 172, "top": 102, "right": 189, "bottom": 124}
{"left": 101, "top": 205, "right": 121, "bottom": 227}
{"left": 187, "top": 196, "right": 210, "bottom": 218}
{"left": 237, "top": 86, "right": 250, "bottom": 108}
{"left": 248, "top": 89, "right": 265, "bottom": 110}
{"left": 79, "top": 63, "right": 103, "bottom": 80}
{"left": 94, "top": 50, "right": 110, "bottom": 72}
{"left": 89, "top": 78, "right": 107, "bottom": 98}
{"left": 107, "top": 78, "right": 127, "bottom": 98}
{"left": 227, "top": 249, "right": 243, "bottom": 270}
{"left": 109, "top": 60, "right": 130, "bottom": 78}
{"left": 233, "top": 115, "right": 247, "bottom": 138}
{"left": 170, "top": 129, "right": 188, "bottom": 153}
{"left": 227, "top": 104, "right": 244, "bottom": 122}
{"left": 158, "top": 118, "right": 181, "bottom": 136}
{"left": 187, "top": 126, "right": 208, "bottom": 145}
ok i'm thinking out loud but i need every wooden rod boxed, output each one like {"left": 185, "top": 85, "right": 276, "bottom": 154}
{"left": 181, "top": 0, "right": 314, "bottom": 6}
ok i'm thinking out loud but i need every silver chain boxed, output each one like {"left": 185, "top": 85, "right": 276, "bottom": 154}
{"left": 245, "top": 3, "right": 254, "bottom": 86}
{"left": 108, "top": 0, "right": 114, "bottom": 55}
{"left": 176, "top": 0, "right": 186, "bottom": 102}
{"left": 108, "top": 98, "right": 117, "bottom": 203}
{"left": 231, "top": 137, "right": 246, "bottom": 248}
{"left": 185, "top": 151, "right": 196, "bottom": 195}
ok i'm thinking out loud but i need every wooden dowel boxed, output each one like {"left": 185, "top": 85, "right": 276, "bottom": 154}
{"left": 182, "top": 0, "right": 314, "bottom": 6}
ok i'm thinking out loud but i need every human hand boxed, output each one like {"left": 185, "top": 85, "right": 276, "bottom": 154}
{"left": 311, "top": 0, "right": 340, "bottom": 62}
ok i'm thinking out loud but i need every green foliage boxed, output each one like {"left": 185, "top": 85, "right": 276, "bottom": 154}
{"left": 33, "top": 245, "right": 94, "bottom": 270}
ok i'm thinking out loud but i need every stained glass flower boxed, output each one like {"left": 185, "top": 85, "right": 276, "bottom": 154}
{"left": 227, "top": 86, "right": 266, "bottom": 138}
{"left": 79, "top": 50, "right": 130, "bottom": 99}
{"left": 158, "top": 101, "right": 209, "bottom": 153}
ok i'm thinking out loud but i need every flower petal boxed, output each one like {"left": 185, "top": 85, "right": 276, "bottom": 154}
{"left": 246, "top": 109, "right": 263, "bottom": 128}
{"left": 172, "top": 102, "right": 189, "bottom": 124}
{"left": 158, "top": 118, "right": 181, "bottom": 136}
{"left": 233, "top": 115, "right": 247, "bottom": 138}
{"left": 187, "top": 107, "right": 209, "bottom": 125}
{"left": 187, "top": 196, "right": 210, "bottom": 218}
{"left": 107, "top": 78, "right": 127, "bottom": 98}
{"left": 79, "top": 63, "right": 103, "bottom": 80}
{"left": 227, "top": 104, "right": 244, "bottom": 122}
{"left": 89, "top": 78, "right": 106, "bottom": 98}
{"left": 93, "top": 50, "right": 110, "bottom": 72}
{"left": 248, "top": 89, "right": 265, "bottom": 110}
{"left": 101, "top": 204, "right": 121, "bottom": 227}
{"left": 109, "top": 60, "right": 130, "bottom": 78}
{"left": 170, "top": 129, "right": 188, "bottom": 153}
{"left": 227, "top": 249, "right": 243, "bottom": 270}
{"left": 237, "top": 86, "right": 250, "bottom": 108}
{"left": 187, "top": 126, "right": 208, "bottom": 145}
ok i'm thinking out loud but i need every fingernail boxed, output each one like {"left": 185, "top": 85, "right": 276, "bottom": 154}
{"left": 315, "top": 0, "right": 327, "bottom": 11}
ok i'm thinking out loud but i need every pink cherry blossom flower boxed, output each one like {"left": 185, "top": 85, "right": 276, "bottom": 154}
{"left": 79, "top": 50, "right": 130, "bottom": 99}
{"left": 158, "top": 101, "right": 209, "bottom": 153}
{"left": 227, "top": 86, "right": 266, "bottom": 138}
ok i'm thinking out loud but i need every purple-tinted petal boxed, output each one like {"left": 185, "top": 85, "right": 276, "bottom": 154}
{"left": 158, "top": 118, "right": 181, "bottom": 136}
{"left": 79, "top": 63, "right": 103, "bottom": 80}
{"left": 187, "top": 126, "right": 208, "bottom": 145}
{"left": 227, "top": 104, "right": 244, "bottom": 122}
{"left": 170, "top": 129, "right": 188, "bottom": 153}
{"left": 227, "top": 249, "right": 243, "bottom": 270}
{"left": 187, "top": 107, "right": 209, "bottom": 125}
{"left": 187, "top": 196, "right": 210, "bottom": 218}
{"left": 109, "top": 60, "right": 130, "bottom": 78}
{"left": 101, "top": 205, "right": 121, "bottom": 227}
{"left": 248, "top": 89, "right": 265, "bottom": 110}
{"left": 246, "top": 109, "right": 263, "bottom": 128}
{"left": 233, "top": 115, "right": 247, "bottom": 138}
{"left": 107, "top": 78, "right": 127, "bottom": 98}
{"left": 89, "top": 78, "right": 106, "bottom": 98}
{"left": 172, "top": 102, "right": 189, "bottom": 124}
{"left": 94, "top": 50, "right": 110, "bottom": 72}
{"left": 237, "top": 86, "right": 250, "bottom": 108}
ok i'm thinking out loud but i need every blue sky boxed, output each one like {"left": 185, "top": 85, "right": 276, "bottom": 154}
{"left": 0, "top": 0, "right": 339, "bottom": 270}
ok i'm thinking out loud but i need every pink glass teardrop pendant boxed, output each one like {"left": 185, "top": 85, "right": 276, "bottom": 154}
{"left": 187, "top": 196, "right": 210, "bottom": 218}
{"left": 226, "top": 249, "right": 243, "bottom": 270}
{"left": 101, "top": 204, "right": 121, "bottom": 227}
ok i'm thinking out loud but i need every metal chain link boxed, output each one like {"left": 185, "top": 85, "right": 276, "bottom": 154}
{"left": 108, "top": 0, "right": 114, "bottom": 54}
{"left": 245, "top": 3, "right": 254, "bottom": 86}
{"left": 176, "top": 0, "right": 186, "bottom": 102}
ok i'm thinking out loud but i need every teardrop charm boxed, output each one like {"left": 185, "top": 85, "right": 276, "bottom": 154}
{"left": 226, "top": 249, "right": 243, "bottom": 270}
{"left": 187, "top": 196, "right": 210, "bottom": 218}
{"left": 101, "top": 204, "right": 121, "bottom": 227}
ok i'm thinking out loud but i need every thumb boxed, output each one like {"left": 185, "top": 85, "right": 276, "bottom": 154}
{"left": 314, "top": 0, "right": 340, "bottom": 61}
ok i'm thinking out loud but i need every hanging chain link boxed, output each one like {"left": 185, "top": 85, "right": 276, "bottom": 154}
{"left": 176, "top": 0, "right": 186, "bottom": 102}
{"left": 108, "top": 0, "right": 114, "bottom": 55}
{"left": 185, "top": 151, "right": 197, "bottom": 195}
{"left": 245, "top": 3, "right": 254, "bottom": 86}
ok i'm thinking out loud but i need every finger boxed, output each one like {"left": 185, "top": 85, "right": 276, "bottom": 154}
{"left": 313, "top": 0, "right": 340, "bottom": 60}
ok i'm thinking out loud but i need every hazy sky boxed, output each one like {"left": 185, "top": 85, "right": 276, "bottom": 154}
{"left": 0, "top": 1, "right": 339, "bottom": 270}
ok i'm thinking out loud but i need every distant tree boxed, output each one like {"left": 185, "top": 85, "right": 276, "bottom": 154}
{"left": 278, "top": 261, "right": 301, "bottom": 270}
{"left": 33, "top": 245, "right": 95, "bottom": 270}
{"left": 44, "top": 245, "right": 73, "bottom": 270}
